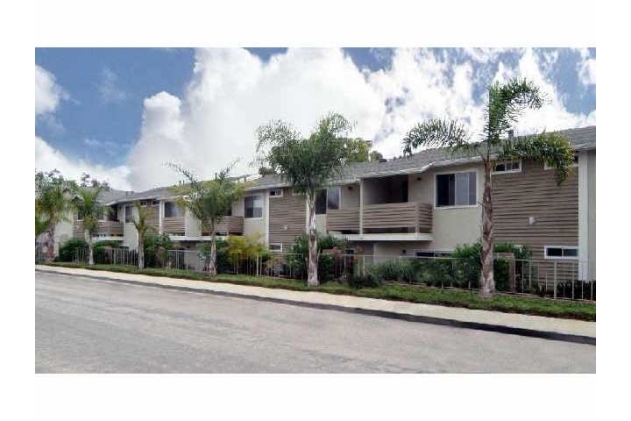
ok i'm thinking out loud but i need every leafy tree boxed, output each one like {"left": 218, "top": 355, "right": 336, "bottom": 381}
{"left": 343, "top": 138, "right": 371, "bottom": 163}
{"left": 144, "top": 233, "right": 173, "bottom": 268}
{"left": 71, "top": 184, "right": 108, "bottom": 265}
{"left": 369, "top": 150, "right": 384, "bottom": 162}
{"left": 35, "top": 170, "right": 73, "bottom": 262}
{"left": 256, "top": 112, "right": 353, "bottom": 286}
{"left": 402, "top": 78, "right": 575, "bottom": 297}
{"left": 258, "top": 166, "right": 277, "bottom": 176}
{"left": 168, "top": 164, "right": 246, "bottom": 276}
{"left": 131, "top": 201, "right": 156, "bottom": 269}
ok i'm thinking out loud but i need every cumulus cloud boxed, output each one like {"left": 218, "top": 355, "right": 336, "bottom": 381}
{"left": 98, "top": 67, "right": 129, "bottom": 103}
{"left": 35, "top": 64, "right": 68, "bottom": 116}
{"left": 578, "top": 49, "right": 596, "bottom": 86}
{"left": 36, "top": 136, "right": 132, "bottom": 189}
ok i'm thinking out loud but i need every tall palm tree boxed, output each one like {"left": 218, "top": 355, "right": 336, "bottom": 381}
{"left": 402, "top": 78, "right": 575, "bottom": 297}
{"left": 131, "top": 201, "right": 155, "bottom": 269}
{"left": 35, "top": 170, "right": 72, "bottom": 262}
{"left": 72, "top": 185, "right": 107, "bottom": 266}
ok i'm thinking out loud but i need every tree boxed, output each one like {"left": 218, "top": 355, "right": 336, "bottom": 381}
{"left": 35, "top": 170, "right": 73, "bottom": 262}
{"left": 256, "top": 112, "right": 353, "bottom": 287}
{"left": 72, "top": 184, "right": 107, "bottom": 265}
{"left": 369, "top": 150, "right": 384, "bottom": 162}
{"left": 131, "top": 201, "right": 155, "bottom": 269}
{"left": 168, "top": 164, "right": 245, "bottom": 276}
{"left": 343, "top": 138, "right": 371, "bottom": 163}
{"left": 258, "top": 166, "right": 277, "bottom": 176}
{"left": 402, "top": 78, "right": 575, "bottom": 298}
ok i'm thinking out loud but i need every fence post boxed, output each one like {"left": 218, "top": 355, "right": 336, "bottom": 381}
{"left": 553, "top": 262, "right": 557, "bottom": 300}
{"left": 572, "top": 262, "right": 575, "bottom": 300}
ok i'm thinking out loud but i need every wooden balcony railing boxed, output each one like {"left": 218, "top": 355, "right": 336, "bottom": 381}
{"left": 163, "top": 217, "right": 185, "bottom": 235}
{"left": 326, "top": 208, "right": 360, "bottom": 233}
{"left": 73, "top": 220, "right": 124, "bottom": 238}
{"left": 363, "top": 202, "right": 433, "bottom": 233}
{"left": 202, "top": 216, "right": 244, "bottom": 236}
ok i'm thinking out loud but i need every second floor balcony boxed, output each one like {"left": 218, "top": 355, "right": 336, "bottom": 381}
{"left": 73, "top": 220, "right": 124, "bottom": 239}
{"left": 327, "top": 201, "right": 433, "bottom": 235}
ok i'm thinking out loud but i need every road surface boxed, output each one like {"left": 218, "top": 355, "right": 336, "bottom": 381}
{"left": 35, "top": 271, "right": 595, "bottom": 373}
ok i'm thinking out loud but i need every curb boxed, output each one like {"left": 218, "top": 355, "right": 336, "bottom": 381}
{"left": 36, "top": 268, "right": 596, "bottom": 346}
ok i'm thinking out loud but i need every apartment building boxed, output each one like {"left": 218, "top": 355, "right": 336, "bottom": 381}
{"left": 60, "top": 126, "right": 596, "bottom": 279}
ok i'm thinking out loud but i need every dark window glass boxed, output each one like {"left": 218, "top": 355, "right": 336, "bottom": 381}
{"left": 436, "top": 174, "right": 455, "bottom": 207}
{"left": 244, "top": 196, "right": 263, "bottom": 218}
{"left": 546, "top": 248, "right": 563, "bottom": 257}
{"left": 315, "top": 190, "right": 327, "bottom": 215}
{"left": 164, "top": 202, "right": 183, "bottom": 218}
{"left": 563, "top": 248, "right": 578, "bottom": 257}
{"left": 468, "top": 172, "right": 477, "bottom": 205}
{"left": 125, "top": 205, "right": 133, "bottom": 223}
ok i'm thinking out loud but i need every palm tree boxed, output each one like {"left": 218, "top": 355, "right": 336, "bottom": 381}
{"left": 72, "top": 185, "right": 107, "bottom": 266}
{"left": 256, "top": 113, "right": 353, "bottom": 287}
{"left": 131, "top": 201, "right": 155, "bottom": 269}
{"left": 402, "top": 78, "right": 575, "bottom": 297}
{"left": 35, "top": 170, "right": 72, "bottom": 262}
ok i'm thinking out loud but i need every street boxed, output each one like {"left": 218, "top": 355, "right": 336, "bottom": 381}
{"left": 35, "top": 271, "right": 595, "bottom": 373}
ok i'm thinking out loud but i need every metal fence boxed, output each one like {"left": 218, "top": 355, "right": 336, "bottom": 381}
{"left": 68, "top": 247, "right": 595, "bottom": 302}
{"left": 35, "top": 244, "right": 45, "bottom": 263}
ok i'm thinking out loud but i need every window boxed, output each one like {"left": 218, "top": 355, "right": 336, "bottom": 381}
{"left": 544, "top": 246, "right": 579, "bottom": 260}
{"left": 435, "top": 171, "right": 477, "bottom": 207}
{"left": 315, "top": 187, "right": 341, "bottom": 215}
{"left": 269, "top": 243, "right": 283, "bottom": 252}
{"left": 244, "top": 195, "right": 263, "bottom": 218}
{"left": 125, "top": 205, "right": 133, "bottom": 223}
{"left": 415, "top": 250, "right": 452, "bottom": 258}
{"left": 77, "top": 210, "right": 84, "bottom": 221}
{"left": 493, "top": 159, "right": 521, "bottom": 173}
{"left": 544, "top": 153, "right": 579, "bottom": 170}
{"left": 164, "top": 201, "right": 184, "bottom": 218}
{"left": 269, "top": 189, "right": 283, "bottom": 198}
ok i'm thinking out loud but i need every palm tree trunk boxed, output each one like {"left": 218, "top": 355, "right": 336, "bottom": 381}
{"left": 209, "top": 229, "right": 217, "bottom": 277}
{"left": 44, "top": 223, "right": 56, "bottom": 263}
{"left": 307, "top": 195, "right": 319, "bottom": 287}
{"left": 85, "top": 229, "right": 94, "bottom": 265}
{"left": 480, "top": 161, "right": 495, "bottom": 297}
{"left": 138, "top": 234, "right": 145, "bottom": 269}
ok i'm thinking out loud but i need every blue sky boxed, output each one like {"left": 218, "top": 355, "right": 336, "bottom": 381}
{"left": 35, "top": 48, "right": 596, "bottom": 190}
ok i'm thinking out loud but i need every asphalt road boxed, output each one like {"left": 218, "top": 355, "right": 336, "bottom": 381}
{"left": 35, "top": 271, "right": 595, "bottom": 373}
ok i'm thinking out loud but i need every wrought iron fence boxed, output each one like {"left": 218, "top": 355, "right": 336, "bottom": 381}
{"left": 73, "top": 247, "right": 138, "bottom": 267}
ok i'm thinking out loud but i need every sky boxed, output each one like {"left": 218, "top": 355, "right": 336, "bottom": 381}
{"left": 35, "top": 47, "right": 596, "bottom": 191}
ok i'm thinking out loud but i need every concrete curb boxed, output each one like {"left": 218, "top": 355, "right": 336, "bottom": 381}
{"left": 36, "top": 267, "right": 596, "bottom": 346}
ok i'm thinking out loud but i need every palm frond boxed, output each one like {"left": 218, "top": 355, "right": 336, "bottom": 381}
{"left": 402, "top": 119, "right": 472, "bottom": 156}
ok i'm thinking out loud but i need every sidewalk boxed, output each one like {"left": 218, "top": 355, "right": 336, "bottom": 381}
{"left": 36, "top": 265, "right": 596, "bottom": 345}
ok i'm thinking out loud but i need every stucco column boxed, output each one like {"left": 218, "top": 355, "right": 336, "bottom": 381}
{"left": 359, "top": 179, "right": 364, "bottom": 236}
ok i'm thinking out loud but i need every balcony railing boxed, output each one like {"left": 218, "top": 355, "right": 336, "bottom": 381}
{"left": 73, "top": 220, "right": 124, "bottom": 238}
{"left": 163, "top": 217, "right": 185, "bottom": 235}
{"left": 203, "top": 216, "right": 244, "bottom": 236}
{"left": 363, "top": 202, "right": 432, "bottom": 233}
{"left": 327, "top": 202, "right": 433, "bottom": 234}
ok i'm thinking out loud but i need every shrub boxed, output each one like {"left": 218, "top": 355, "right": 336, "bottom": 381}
{"left": 144, "top": 234, "right": 173, "bottom": 268}
{"left": 93, "top": 240, "right": 124, "bottom": 264}
{"left": 367, "top": 259, "right": 418, "bottom": 284}
{"left": 285, "top": 233, "right": 348, "bottom": 282}
{"left": 58, "top": 238, "right": 88, "bottom": 262}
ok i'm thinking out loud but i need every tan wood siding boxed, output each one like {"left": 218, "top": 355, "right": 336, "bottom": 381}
{"left": 493, "top": 159, "right": 579, "bottom": 285}
{"left": 201, "top": 216, "right": 244, "bottom": 235}
{"left": 269, "top": 188, "right": 306, "bottom": 249}
{"left": 327, "top": 208, "right": 360, "bottom": 232}
{"left": 73, "top": 220, "right": 124, "bottom": 238}
{"left": 163, "top": 217, "right": 185, "bottom": 235}
{"left": 363, "top": 202, "right": 433, "bottom": 233}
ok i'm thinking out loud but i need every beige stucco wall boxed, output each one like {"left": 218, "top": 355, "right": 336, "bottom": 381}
{"left": 588, "top": 150, "right": 596, "bottom": 278}
{"left": 121, "top": 204, "right": 138, "bottom": 249}
{"left": 341, "top": 183, "right": 360, "bottom": 209}
{"left": 185, "top": 208, "right": 201, "bottom": 237}
{"left": 408, "top": 162, "right": 484, "bottom": 250}
{"left": 53, "top": 212, "right": 74, "bottom": 254}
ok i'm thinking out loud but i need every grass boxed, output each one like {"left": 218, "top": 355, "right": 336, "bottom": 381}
{"left": 40, "top": 262, "right": 596, "bottom": 322}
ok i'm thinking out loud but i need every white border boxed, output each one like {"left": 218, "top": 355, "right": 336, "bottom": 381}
{"left": 243, "top": 194, "right": 264, "bottom": 220}
{"left": 269, "top": 243, "right": 283, "bottom": 252}
{"left": 269, "top": 188, "right": 283, "bottom": 198}
{"left": 491, "top": 158, "right": 522, "bottom": 174}
{"left": 433, "top": 169, "right": 479, "bottom": 209}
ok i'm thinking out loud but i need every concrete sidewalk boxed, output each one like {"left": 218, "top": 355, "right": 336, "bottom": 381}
{"left": 35, "top": 265, "right": 596, "bottom": 345}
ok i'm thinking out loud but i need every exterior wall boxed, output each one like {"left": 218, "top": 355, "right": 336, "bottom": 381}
{"left": 53, "top": 213, "right": 73, "bottom": 255}
{"left": 185, "top": 208, "right": 201, "bottom": 237}
{"left": 587, "top": 150, "right": 596, "bottom": 278}
{"left": 408, "top": 162, "right": 484, "bottom": 250}
{"left": 341, "top": 183, "right": 360, "bottom": 209}
{"left": 315, "top": 214, "right": 326, "bottom": 233}
{"left": 242, "top": 191, "right": 266, "bottom": 242}
{"left": 122, "top": 204, "right": 138, "bottom": 249}
{"left": 492, "top": 159, "right": 579, "bottom": 262}
{"left": 268, "top": 187, "right": 306, "bottom": 250}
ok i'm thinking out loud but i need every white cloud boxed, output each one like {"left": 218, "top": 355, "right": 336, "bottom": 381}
{"left": 578, "top": 50, "right": 596, "bottom": 86}
{"left": 36, "top": 136, "right": 132, "bottom": 190}
{"left": 35, "top": 64, "right": 68, "bottom": 116}
{"left": 98, "top": 67, "right": 129, "bottom": 103}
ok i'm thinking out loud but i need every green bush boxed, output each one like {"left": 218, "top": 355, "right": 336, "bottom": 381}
{"left": 285, "top": 233, "right": 348, "bottom": 282}
{"left": 367, "top": 259, "right": 418, "bottom": 284}
{"left": 58, "top": 238, "right": 88, "bottom": 262}
{"left": 413, "top": 259, "right": 455, "bottom": 287}
{"left": 93, "top": 240, "right": 124, "bottom": 264}
{"left": 144, "top": 234, "right": 173, "bottom": 268}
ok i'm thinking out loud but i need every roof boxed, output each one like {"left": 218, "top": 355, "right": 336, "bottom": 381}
{"left": 107, "top": 125, "right": 596, "bottom": 202}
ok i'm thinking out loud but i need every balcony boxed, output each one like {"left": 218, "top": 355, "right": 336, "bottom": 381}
{"left": 326, "top": 202, "right": 433, "bottom": 235}
{"left": 163, "top": 217, "right": 185, "bottom": 235}
{"left": 73, "top": 220, "right": 124, "bottom": 238}
{"left": 202, "top": 216, "right": 244, "bottom": 236}
{"left": 363, "top": 202, "right": 432, "bottom": 233}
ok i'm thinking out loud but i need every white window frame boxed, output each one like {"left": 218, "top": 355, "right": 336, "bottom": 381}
{"left": 244, "top": 194, "right": 264, "bottom": 219}
{"left": 269, "top": 188, "right": 284, "bottom": 198}
{"left": 269, "top": 243, "right": 283, "bottom": 252}
{"left": 492, "top": 159, "right": 522, "bottom": 174}
{"left": 434, "top": 169, "right": 479, "bottom": 209}
{"left": 315, "top": 186, "right": 342, "bottom": 215}
{"left": 544, "top": 245, "right": 579, "bottom": 260}
{"left": 544, "top": 153, "right": 579, "bottom": 170}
